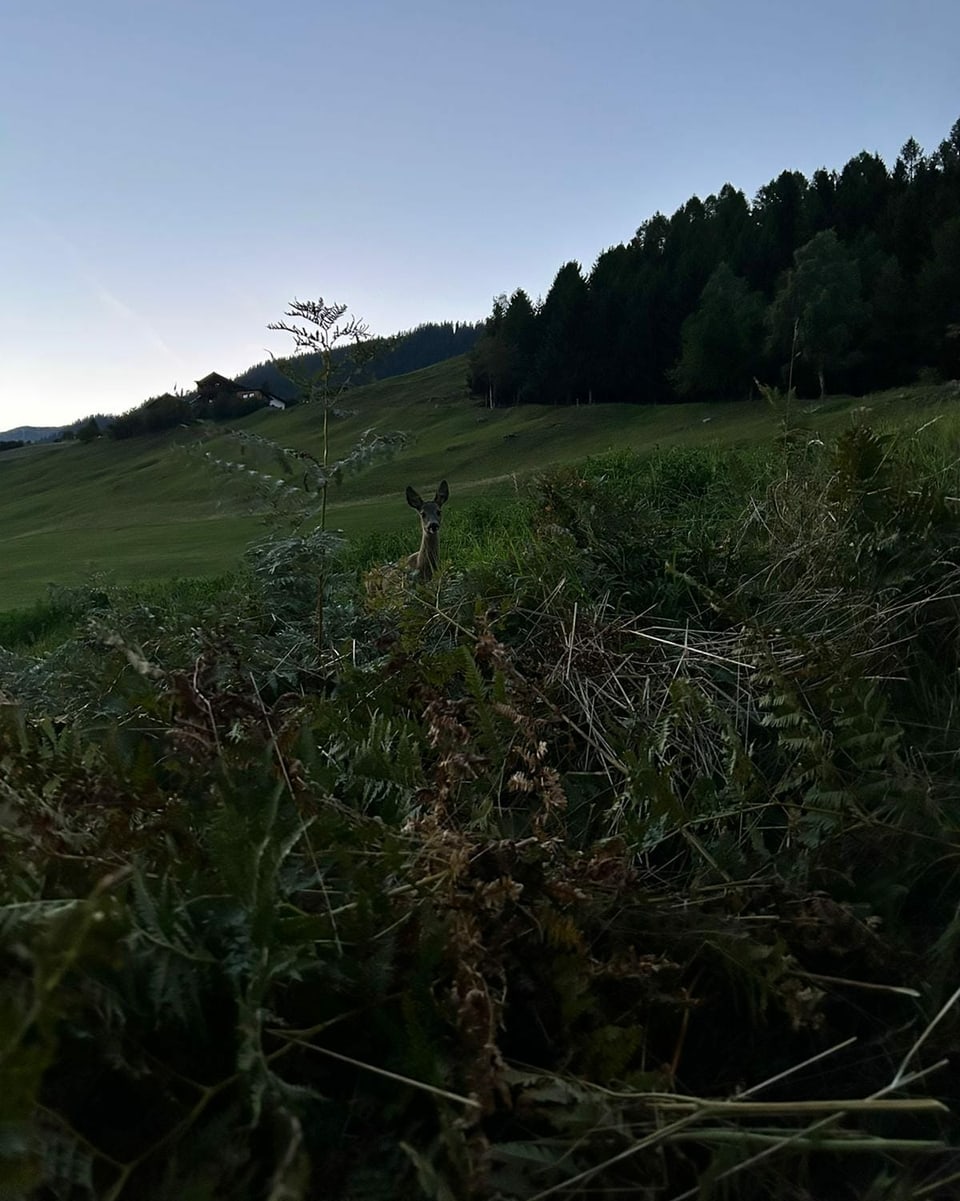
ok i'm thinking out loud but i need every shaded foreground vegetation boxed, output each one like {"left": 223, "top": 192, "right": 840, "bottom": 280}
{"left": 4, "top": 423, "right": 960, "bottom": 1199}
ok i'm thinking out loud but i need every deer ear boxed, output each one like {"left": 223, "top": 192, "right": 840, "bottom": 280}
{"left": 436, "top": 480, "right": 449, "bottom": 506}
{"left": 406, "top": 486, "right": 423, "bottom": 511}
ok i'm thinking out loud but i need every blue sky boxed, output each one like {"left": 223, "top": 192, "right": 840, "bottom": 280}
{"left": 1, "top": 0, "right": 957, "bottom": 428}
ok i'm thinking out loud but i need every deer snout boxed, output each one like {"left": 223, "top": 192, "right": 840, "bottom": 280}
{"left": 426, "top": 521, "right": 440, "bottom": 534}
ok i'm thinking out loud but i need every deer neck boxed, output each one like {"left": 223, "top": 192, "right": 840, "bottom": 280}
{"left": 416, "top": 527, "right": 440, "bottom": 581}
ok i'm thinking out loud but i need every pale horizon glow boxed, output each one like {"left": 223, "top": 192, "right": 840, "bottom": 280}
{"left": 1, "top": 0, "right": 957, "bottom": 429}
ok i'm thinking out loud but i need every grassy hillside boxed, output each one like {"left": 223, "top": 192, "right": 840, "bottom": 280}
{"left": 2, "top": 354, "right": 959, "bottom": 609}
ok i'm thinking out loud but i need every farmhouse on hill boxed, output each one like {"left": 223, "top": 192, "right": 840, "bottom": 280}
{"left": 195, "top": 372, "right": 287, "bottom": 417}
{"left": 195, "top": 371, "right": 283, "bottom": 405}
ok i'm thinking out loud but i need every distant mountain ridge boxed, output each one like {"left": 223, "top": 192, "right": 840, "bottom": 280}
{"left": 0, "top": 425, "right": 63, "bottom": 443}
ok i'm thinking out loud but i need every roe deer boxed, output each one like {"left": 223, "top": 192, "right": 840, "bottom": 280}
{"left": 364, "top": 479, "right": 450, "bottom": 601}
{"left": 404, "top": 479, "right": 449, "bottom": 583}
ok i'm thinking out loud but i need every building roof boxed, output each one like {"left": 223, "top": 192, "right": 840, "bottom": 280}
{"left": 195, "top": 371, "right": 239, "bottom": 392}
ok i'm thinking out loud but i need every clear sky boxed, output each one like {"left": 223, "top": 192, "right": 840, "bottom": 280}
{"left": 2, "top": 0, "right": 957, "bottom": 429}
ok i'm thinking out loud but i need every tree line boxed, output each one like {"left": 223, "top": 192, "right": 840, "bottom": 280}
{"left": 468, "top": 118, "right": 960, "bottom": 405}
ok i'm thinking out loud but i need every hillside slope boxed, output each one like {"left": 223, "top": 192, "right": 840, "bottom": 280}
{"left": 1, "top": 354, "right": 957, "bottom": 609}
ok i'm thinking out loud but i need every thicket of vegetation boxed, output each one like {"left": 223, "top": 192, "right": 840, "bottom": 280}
{"left": 4, "top": 409, "right": 960, "bottom": 1198}
{"left": 469, "top": 118, "right": 960, "bottom": 405}
{"left": 107, "top": 390, "right": 196, "bottom": 440}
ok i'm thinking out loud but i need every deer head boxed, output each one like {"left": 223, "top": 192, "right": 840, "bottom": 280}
{"left": 406, "top": 479, "right": 448, "bottom": 534}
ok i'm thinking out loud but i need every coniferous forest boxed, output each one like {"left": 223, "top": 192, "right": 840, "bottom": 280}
{"left": 469, "top": 119, "right": 960, "bottom": 405}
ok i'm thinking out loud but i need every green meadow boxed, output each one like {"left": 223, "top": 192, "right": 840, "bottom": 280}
{"left": 4, "top": 355, "right": 960, "bottom": 610}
